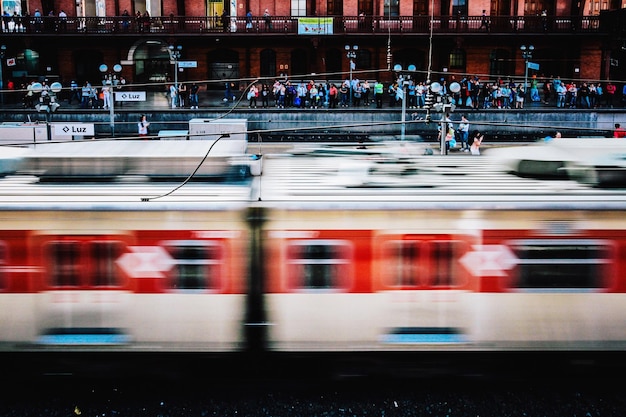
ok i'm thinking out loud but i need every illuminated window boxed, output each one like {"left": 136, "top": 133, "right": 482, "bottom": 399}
{"left": 452, "top": 0, "right": 467, "bottom": 16}
{"left": 384, "top": 0, "right": 399, "bottom": 17}
{"left": 510, "top": 240, "right": 611, "bottom": 289}
{"left": 1, "top": 0, "right": 21, "bottom": 15}
{"left": 163, "top": 241, "right": 222, "bottom": 290}
{"left": 47, "top": 241, "right": 81, "bottom": 287}
{"left": 291, "top": 0, "right": 306, "bottom": 16}
{"left": 288, "top": 240, "right": 351, "bottom": 290}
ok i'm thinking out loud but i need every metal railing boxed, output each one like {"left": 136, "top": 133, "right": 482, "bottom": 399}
{"left": 0, "top": 15, "right": 602, "bottom": 35}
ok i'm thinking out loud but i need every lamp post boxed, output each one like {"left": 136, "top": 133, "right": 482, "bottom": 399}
{"left": 393, "top": 64, "right": 416, "bottom": 141}
{"left": 0, "top": 45, "right": 6, "bottom": 105}
{"left": 169, "top": 44, "right": 182, "bottom": 97}
{"left": 99, "top": 63, "right": 122, "bottom": 137}
{"left": 344, "top": 44, "right": 358, "bottom": 105}
{"left": 520, "top": 45, "right": 534, "bottom": 95}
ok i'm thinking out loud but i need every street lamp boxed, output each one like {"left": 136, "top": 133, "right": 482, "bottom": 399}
{"left": 344, "top": 44, "right": 358, "bottom": 105}
{"left": 393, "top": 63, "right": 416, "bottom": 141}
{"left": 169, "top": 44, "right": 183, "bottom": 95}
{"left": 0, "top": 45, "right": 6, "bottom": 105}
{"left": 520, "top": 45, "right": 534, "bottom": 95}
{"left": 99, "top": 63, "right": 122, "bottom": 137}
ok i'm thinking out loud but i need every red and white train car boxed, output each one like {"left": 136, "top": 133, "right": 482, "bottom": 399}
{"left": 259, "top": 152, "right": 626, "bottom": 351}
{"left": 0, "top": 181, "right": 252, "bottom": 351}
{"left": 1, "top": 148, "right": 626, "bottom": 352}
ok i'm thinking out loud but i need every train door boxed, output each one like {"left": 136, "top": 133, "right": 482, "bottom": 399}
{"left": 376, "top": 234, "right": 471, "bottom": 345}
{"left": 265, "top": 229, "right": 378, "bottom": 351}
{"left": 33, "top": 234, "right": 133, "bottom": 345}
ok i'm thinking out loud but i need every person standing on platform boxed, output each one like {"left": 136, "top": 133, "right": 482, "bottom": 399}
{"left": 458, "top": 114, "right": 470, "bottom": 151}
{"left": 374, "top": 80, "right": 384, "bottom": 108}
{"left": 614, "top": 123, "right": 626, "bottom": 138}
{"left": 138, "top": 114, "right": 150, "bottom": 138}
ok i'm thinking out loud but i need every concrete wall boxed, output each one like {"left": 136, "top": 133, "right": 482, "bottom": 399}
{"left": 1, "top": 108, "right": 621, "bottom": 141}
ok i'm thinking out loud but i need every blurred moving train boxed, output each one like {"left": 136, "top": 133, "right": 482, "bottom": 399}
{"left": 2, "top": 138, "right": 626, "bottom": 353}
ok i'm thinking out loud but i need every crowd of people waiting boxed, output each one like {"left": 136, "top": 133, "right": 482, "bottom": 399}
{"left": 239, "top": 74, "right": 626, "bottom": 110}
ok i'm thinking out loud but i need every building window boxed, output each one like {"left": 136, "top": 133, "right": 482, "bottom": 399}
{"left": 413, "top": 0, "right": 428, "bottom": 16}
{"left": 489, "top": 49, "right": 510, "bottom": 78}
{"left": 524, "top": 0, "right": 545, "bottom": 15}
{"left": 260, "top": 49, "right": 276, "bottom": 79}
{"left": 355, "top": 48, "right": 371, "bottom": 71}
{"left": 449, "top": 49, "right": 465, "bottom": 69}
{"left": 1, "top": 0, "right": 21, "bottom": 15}
{"left": 509, "top": 240, "right": 611, "bottom": 289}
{"left": 291, "top": 0, "right": 306, "bottom": 16}
{"left": 358, "top": 0, "right": 374, "bottom": 14}
{"left": 287, "top": 240, "right": 351, "bottom": 290}
{"left": 327, "top": 0, "right": 343, "bottom": 15}
{"left": 162, "top": 241, "right": 223, "bottom": 290}
{"left": 384, "top": 0, "right": 400, "bottom": 17}
{"left": 451, "top": 0, "right": 467, "bottom": 16}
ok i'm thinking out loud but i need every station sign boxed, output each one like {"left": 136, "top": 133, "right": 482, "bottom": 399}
{"left": 54, "top": 123, "right": 95, "bottom": 136}
{"left": 527, "top": 62, "right": 540, "bottom": 70}
{"left": 115, "top": 91, "right": 147, "bottom": 102}
{"left": 177, "top": 61, "right": 198, "bottom": 68}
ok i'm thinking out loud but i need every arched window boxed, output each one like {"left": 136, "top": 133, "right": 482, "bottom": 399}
{"left": 449, "top": 49, "right": 466, "bottom": 72}
{"left": 325, "top": 49, "right": 342, "bottom": 79}
{"left": 291, "top": 49, "right": 308, "bottom": 78}
{"left": 260, "top": 49, "right": 276, "bottom": 78}
{"left": 489, "top": 49, "right": 510, "bottom": 78}
{"left": 355, "top": 48, "right": 371, "bottom": 71}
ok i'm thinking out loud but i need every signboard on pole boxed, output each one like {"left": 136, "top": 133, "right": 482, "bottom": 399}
{"left": 178, "top": 61, "right": 197, "bottom": 68}
{"left": 54, "top": 123, "right": 95, "bottom": 136}
{"left": 115, "top": 91, "right": 146, "bottom": 101}
{"left": 527, "top": 62, "right": 540, "bottom": 70}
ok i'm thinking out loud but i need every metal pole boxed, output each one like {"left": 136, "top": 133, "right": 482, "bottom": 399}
{"left": 109, "top": 85, "right": 115, "bottom": 137}
{"left": 401, "top": 80, "right": 406, "bottom": 140}
{"left": 440, "top": 115, "right": 446, "bottom": 155}
{"left": 524, "top": 59, "right": 528, "bottom": 97}
{"left": 349, "top": 59, "right": 352, "bottom": 106}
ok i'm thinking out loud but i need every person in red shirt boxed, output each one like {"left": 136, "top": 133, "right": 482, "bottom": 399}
{"left": 614, "top": 123, "right": 626, "bottom": 138}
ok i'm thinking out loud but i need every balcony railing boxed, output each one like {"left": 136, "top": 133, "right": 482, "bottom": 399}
{"left": 0, "top": 15, "right": 602, "bottom": 35}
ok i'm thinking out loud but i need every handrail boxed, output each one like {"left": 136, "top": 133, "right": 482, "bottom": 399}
{"left": 0, "top": 15, "right": 603, "bottom": 35}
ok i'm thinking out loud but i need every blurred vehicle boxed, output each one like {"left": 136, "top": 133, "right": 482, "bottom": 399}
{"left": 1, "top": 141, "right": 626, "bottom": 352}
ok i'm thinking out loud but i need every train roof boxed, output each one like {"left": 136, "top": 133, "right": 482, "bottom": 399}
{"left": 1, "top": 139, "right": 626, "bottom": 211}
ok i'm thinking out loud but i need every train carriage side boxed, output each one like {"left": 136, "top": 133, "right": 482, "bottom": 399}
{"left": 468, "top": 210, "right": 626, "bottom": 349}
{"left": 262, "top": 204, "right": 626, "bottom": 352}
{"left": 0, "top": 205, "right": 250, "bottom": 352}
{"left": 262, "top": 207, "right": 475, "bottom": 352}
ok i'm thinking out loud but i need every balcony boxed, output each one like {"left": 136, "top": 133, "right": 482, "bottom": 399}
{"left": 0, "top": 14, "right": 602, "bottom": 36}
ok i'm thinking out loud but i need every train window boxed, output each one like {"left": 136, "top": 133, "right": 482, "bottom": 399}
{"left": 162, "top": 241, "right": 222, "bottom": 290}
{"left": 89, "top": 241, "right": 125, "bottom": 287}
{"left": 510, "top": 240, "right": 611, "bottom": 289}
{"left": 383, "top": 239, "right": 465, "bottom": 288}
{"left": 431, "top": 241, "right": 462, "bottom": 287}
{"left": 384, "top": 240, "right": 422, "bottom": 287}
{"left": 287, "top": 240, "right": 351, "bottom": 290}
{"left": 0, "top": 242, "right": 6, "bottom": 289}
{"left": 46, "top": 241, "right": 81, "bottom": 287}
